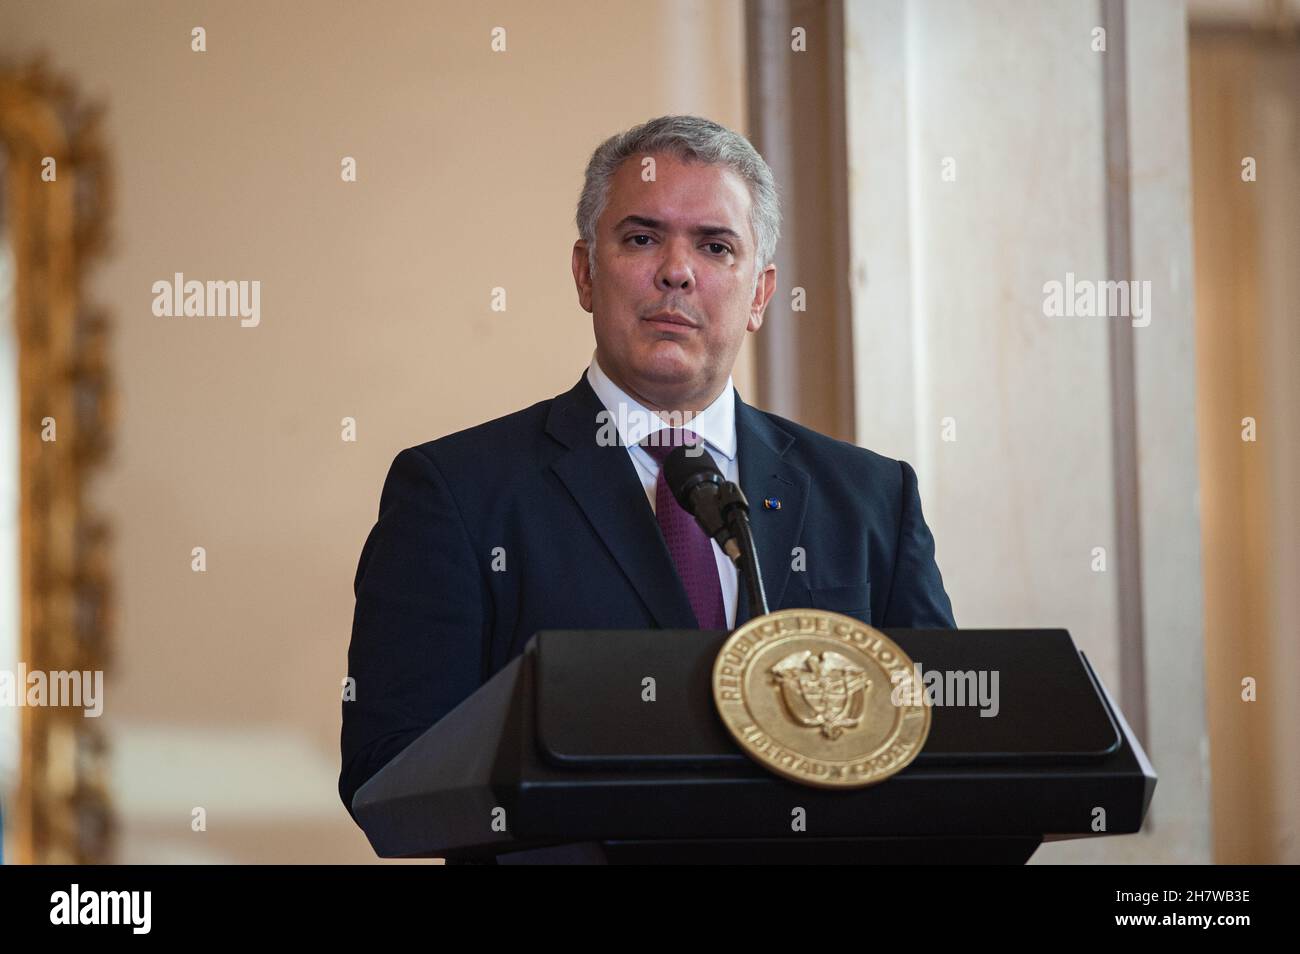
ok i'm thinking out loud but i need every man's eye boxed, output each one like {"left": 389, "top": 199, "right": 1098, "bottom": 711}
{"left": 706, "top": 242, "right": 732, "bottom": 255}
{"left": 629, "top": 234, "right": 653, "bottom": 246}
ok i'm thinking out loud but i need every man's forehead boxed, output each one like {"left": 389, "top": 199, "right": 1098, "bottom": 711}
{"left": 605, "top": 154, "right": 751, "bottom": 231}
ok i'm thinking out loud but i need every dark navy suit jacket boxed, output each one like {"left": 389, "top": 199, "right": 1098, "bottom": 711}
{"left": 340, "top": 372, "right": 955, "bottom": 818}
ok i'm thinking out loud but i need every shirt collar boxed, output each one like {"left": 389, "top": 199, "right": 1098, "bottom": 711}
{"left": 585, "top": 350, "right": 737, "bottom": 461}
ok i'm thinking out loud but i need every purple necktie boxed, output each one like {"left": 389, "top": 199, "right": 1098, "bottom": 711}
{"left": 639, "top": 428, "right": 727, "bottom": 631}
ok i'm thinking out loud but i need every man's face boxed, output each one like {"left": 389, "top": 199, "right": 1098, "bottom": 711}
{"left": 572, "top": 151, "right": 776, "bottom": 412}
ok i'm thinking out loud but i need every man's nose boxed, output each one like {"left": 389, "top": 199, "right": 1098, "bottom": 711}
{"left": 656, "top": 242, "right": 695, "bottom": 291}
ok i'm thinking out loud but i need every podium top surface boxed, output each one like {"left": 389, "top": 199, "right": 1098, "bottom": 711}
{"left": 535, "top": 628, "right": 1121, "bottom": 769}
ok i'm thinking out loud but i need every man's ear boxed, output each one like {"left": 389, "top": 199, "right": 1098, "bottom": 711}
{"left": 572, "top": 240, "right": 594, "bottom": 314}
{"left": 747, "top": 263, "right": 777, "bottom": 332}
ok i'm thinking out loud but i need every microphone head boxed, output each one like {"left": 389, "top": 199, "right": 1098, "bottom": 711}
{"left": 663, "top": 443, "right": 723, "bottom": 512}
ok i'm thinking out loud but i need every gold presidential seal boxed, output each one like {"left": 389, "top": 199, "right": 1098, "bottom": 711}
{"left": 712, "top": 608, "right": 931, "bottom": 788}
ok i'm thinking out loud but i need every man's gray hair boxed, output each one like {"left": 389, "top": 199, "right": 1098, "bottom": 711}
{"left": 575, "top": 115, "right": 781, "bottom": 287}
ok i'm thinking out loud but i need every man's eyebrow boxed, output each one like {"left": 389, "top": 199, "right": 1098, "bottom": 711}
{"left": 613, "top": 215, "right": 744, "bottom": 243}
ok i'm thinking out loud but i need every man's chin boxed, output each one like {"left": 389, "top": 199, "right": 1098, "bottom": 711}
{"left": 633, "top": 345, "right": 699, "bottom": 385}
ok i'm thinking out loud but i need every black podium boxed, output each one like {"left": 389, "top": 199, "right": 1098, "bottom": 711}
{"left": 351, "top": 628, "right": 1155, "bottom": 864}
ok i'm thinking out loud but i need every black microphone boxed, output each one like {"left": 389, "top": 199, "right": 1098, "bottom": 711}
{"left": 663, "top": 445, "right": 770, "bottom": 621}
{"left": 663, "top": 444, "right": 731, "bottom": 553}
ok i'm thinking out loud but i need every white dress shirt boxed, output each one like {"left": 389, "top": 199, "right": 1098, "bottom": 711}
{"left": 585, "top": 352, "right": 740, "bottom": 629}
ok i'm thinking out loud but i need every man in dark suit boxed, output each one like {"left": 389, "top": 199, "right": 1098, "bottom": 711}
{"left": 340, "top": 116, "right": 954, "bottom": 820}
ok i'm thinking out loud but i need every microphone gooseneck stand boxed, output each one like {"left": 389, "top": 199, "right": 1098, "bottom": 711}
{"left": 717, "top": 481, "right": 768, "bottom": 622}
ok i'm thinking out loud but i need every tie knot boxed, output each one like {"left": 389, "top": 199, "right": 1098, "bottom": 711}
{"left": 638, "top": 427, "right": 702, "bottom": 464}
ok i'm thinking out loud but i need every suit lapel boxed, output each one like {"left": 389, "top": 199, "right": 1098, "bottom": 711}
{"left": 546, "top": 374, "right": 699, "bottom": 629}
{"left": 545, "top": 373, "right": 810, "bottom": 631}
{"left": 734, "top": 392, "right": 809, "bottom": 624}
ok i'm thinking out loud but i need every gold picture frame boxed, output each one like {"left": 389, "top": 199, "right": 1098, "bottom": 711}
{"left": 0, "top": 56, "right": 115, "bottom": 864}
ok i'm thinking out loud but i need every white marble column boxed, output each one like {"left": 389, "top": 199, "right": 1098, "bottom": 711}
{"left": 844, "top": 0, "right": 1210, "bottom": 863}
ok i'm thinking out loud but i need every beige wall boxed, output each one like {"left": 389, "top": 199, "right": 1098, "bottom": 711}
{"left": 0, "top": 0, "right": 750, "bottom": 862}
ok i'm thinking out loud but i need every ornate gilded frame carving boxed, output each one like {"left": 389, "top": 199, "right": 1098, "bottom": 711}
{"left": 0, "top": 57, "right": 115, "bottom": 864}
